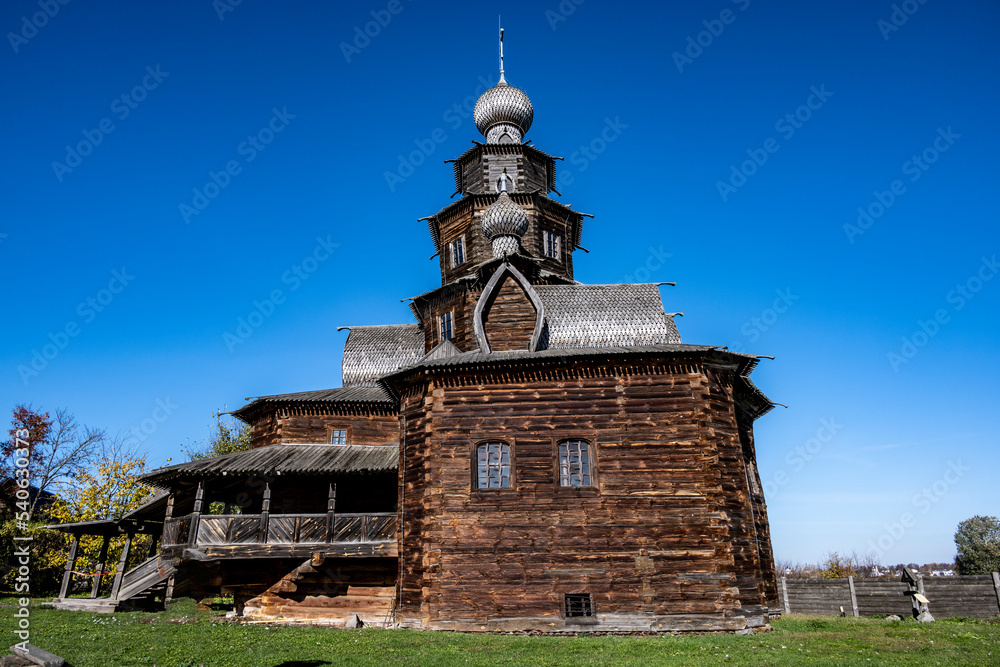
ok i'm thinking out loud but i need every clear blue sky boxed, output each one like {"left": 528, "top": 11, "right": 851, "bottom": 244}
{"left": 2, "top": 0, "right": 997, "bottom": 566}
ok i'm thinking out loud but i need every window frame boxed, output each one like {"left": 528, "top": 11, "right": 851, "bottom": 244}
{"left": 557, "top": 438, "right": 595, "bottom": 488}
{"left": 471, "top": 440, "right": 514, "bottom": 491}
{"left": 544, "top": 230, "right": 562, "bottom": 262}
{"left": 327, "top": 426, "right": 350, "bottom": 445}
{"left": 450, "top": 235, "right": 465, "bottom": 267}
{"left": 439, "top": 310, "right": 454, "bottom": 342}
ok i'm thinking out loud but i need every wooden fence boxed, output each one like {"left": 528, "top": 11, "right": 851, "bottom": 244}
{"left": 778, "top": 573, "right": 1000, "bottom": 619}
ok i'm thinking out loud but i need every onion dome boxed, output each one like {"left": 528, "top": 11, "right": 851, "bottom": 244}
{"left": 474, "top": 77, "right": 533, "bottom": 144}
{"left": 473, "top": 27, "right": 533, "bottom": 144}
{"left": 481, "top": 171, "right": 528, "bottom": 257}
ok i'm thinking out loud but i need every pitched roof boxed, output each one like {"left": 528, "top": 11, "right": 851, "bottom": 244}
{"left": 534, "top": 284, "right": 682, "bottom": 348}
{"left": 230, "top": 385, "right": 395, "bottom": 422}
{"left": 139, "top": 444, "right": 398, "bottom": 487}
{"left": 341, "top": 324, "right": 425, "bottom": 387}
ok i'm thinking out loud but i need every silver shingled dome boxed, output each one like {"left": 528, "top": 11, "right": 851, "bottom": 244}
{"left": 473, "top": 77, "right": 534, "bottom": 144}
{"left": 481, "top": 190, "right": 529, "bottom": 242}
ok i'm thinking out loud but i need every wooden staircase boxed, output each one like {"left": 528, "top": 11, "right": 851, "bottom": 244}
{"left": 49, "top": 556, "right": 176, "bottom": 613}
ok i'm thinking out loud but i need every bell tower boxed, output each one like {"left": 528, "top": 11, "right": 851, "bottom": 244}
{"left": 412, "top": 28, "right": 592, "bottom": 354}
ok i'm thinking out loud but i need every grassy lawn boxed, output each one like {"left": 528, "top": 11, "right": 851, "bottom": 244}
{"left": 0, "top": 598, "right": 997, "bottom": 666}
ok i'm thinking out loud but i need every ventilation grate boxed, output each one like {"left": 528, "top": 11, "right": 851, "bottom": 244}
{"left": 565, "top": 593, "right": 593, "bottom": 618}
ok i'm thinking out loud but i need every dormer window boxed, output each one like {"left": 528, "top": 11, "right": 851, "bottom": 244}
{"left": 329, "top": 428, "right": 347, "bottom": 445}
{"left": 440, "top": 311, "right": 453, "bottom": 341}
{"left": 544, "top": 231, "right": 562, "bottom": 261}
{"left": 450, "top": 236, "right": 465, "bottom": 267}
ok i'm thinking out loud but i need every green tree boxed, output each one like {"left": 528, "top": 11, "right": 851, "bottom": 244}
{"left": 955, "top": 515, "right": 1000, "bottom": 575}
{"left": 43, "top": 444, "right": 154, "bottom": 596}
{"left": 184, "top": 410, "right": 252, "bottom": 461}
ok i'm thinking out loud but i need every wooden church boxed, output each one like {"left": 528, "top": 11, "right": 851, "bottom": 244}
{"left": 48, "top": 32, "right": 780, "bottom": 633}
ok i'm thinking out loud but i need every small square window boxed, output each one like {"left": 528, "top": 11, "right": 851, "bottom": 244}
{"left": 565, "top": 593, "right": 593, "bottom": 618}
{"left": 440, "top": 312, "right": 453, "bottom": 341}
{"left": 558, "top": 440, "right": 592, "bottom": 487}
{"left": 330, "top": 429, "right": 347, "bottom": 445}
{"left": 544, "top": 231, "right": 562, "bottom": 261}
{"left": 451, "top": 236, "right": 465, "bottom": 266}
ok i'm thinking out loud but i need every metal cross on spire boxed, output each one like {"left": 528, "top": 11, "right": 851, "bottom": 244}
{"left": 498, "top": 19, "right": 506, "bottom": 83}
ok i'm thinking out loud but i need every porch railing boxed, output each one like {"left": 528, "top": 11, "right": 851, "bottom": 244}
{"left": 162, "top": 512, "right": 396, "bottom": 548}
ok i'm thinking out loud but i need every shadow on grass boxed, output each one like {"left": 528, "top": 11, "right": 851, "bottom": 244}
{"left": 271, "top": 662, "right": 332, "bottom": 667}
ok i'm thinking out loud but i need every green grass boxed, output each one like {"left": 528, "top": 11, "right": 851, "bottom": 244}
{"left": 1, "top": 598, "right": 997, "bottom": 666}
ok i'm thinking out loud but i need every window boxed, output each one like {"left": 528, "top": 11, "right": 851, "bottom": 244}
{"left": 475, "top": 442, "right": 511, "bottom": 489}
{"left": 544, "top": 231, "right": 562, "bottom": 261}
{"left": 450, "top": 236, "right": 465, "bottom": 266}
{"left": 565, "top": 593, "right": 593, "bottom": 618}
{"left": 439, "top": 311, "right": 453, "bottom": 341}
{"left": 558, "top": 440, "right": 592, "bottom": 487}
{"left": 330, "top": 429, "right": 347, "bottom": 445}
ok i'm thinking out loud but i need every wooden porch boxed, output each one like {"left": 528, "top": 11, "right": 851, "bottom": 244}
{"left": 162, "top": 511, "right": 398, "bottom": 560}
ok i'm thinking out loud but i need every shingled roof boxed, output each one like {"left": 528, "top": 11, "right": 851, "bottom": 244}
{"left": 230, "top": 385, "right": 395, "bottom": 423}
{"left": 140, "top": 444, "right": 398, "bottom": 488}
{"left": 341, "top": 324, "right": 424, "bottom": 387}
{"left": 534, "top": 283, "right": 682, "bottom": 348}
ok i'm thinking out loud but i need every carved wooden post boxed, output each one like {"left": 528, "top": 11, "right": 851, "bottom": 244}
{"left": 164, "top": 494, "right": 174, "bottom": 521}
{"left": 89, "top": 535, "right": 111, "bottom": 598}
{"left": 58, "top": 534, "right": 80, "bottom": 599}
{"left": 110, "top": 532, "right": 134, "bottom": 600}
{"left": 781, "top": 576, "right": 790, "bottom": 614}
{"left": 258, "top": 482, "right": 271, "bottom": 544}
{"left": 992, "top": 572, "right": 1000, "bottom": 615}
{"left": 188, "top": 480, "right": 204, "bottom": 547}
{"left": 326, "top": 483, "right": 337, "bottom": 543}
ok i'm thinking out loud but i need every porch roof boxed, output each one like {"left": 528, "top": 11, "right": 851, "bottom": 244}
{"left": 139, "top": 444, "right": 398, "bottom": 487}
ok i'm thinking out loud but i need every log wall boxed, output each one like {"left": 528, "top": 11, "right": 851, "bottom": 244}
{"left": 249, "top": 409, "right": 398, "bottom": 448}
{"left": 396, "top": 359, "right": 775, "bottom": 632}
{"left": 481, "top": 276, "right": 537, "bottom": 351}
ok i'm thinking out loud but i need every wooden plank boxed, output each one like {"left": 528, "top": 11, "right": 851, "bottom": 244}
{"left": 848, "top": 576, "right": 859, "bottom": 617}
{"left": 9, "top": 643, "right": 65, "bottom": 667}
{"left": 993, "top": 572, "right": 1000, "bottom": 615}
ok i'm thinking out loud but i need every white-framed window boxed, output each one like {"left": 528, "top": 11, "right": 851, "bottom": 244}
{"left": 330, "top": 429, "right": 347, "bottom": 445}
{"left": 558, "top": 440, "right": 592, "bottom": 487}
{"left": 476, "top": 442, "right": 511, "bottom": 489}
{"left": 439, "top": 311, "right": 453, "bottom": 341}
{"left": 450, "top": 236, "right": 465, "bottom": 267}
{"left": 544, "top": 231, "right": 562, "bottom": 261}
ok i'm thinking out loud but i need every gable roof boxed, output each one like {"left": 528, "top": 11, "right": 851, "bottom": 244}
{"left": 341, "top": 324, "right": 425, "bottom": 387}
{"left": 230, "top": 385, "right": 395, "bottom": 423}
{"left": 534, "top": 283, "right": 682, "bottom": 348}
